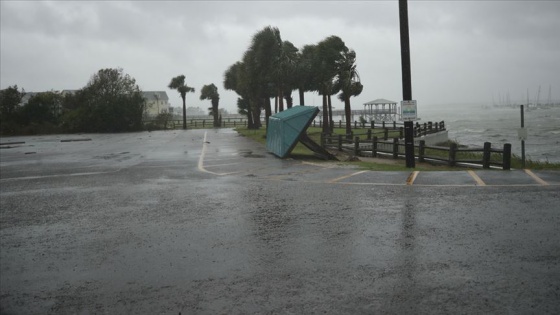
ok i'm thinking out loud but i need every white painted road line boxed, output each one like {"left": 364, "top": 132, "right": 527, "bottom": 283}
{"left": 197, "top": 131, "right": 240, "bottom": 176}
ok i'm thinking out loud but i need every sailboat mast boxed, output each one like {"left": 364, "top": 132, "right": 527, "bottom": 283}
{"left": 535, "top": 85, "right": 541, "bottom": 108}
{"left": 546, "top": 85, "right": 552, "bottom": 106}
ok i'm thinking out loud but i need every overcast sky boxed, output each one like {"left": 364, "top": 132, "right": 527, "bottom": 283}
{"left": 1, "top": 0, "right": 559, "bottom": 113}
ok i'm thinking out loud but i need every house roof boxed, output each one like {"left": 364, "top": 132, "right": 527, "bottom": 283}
{"left": 19, "top": 92, "right": 38, "bottom": 105}
{"left": 364, "top": 98, "right": 397, "bottom": 105}
{"left": 142, "top": 91, "right": 169, "bottom": 101}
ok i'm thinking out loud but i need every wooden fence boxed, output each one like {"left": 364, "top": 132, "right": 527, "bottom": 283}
{"left": 319, "top": 121, "right": 445, "bottom": 142}
{"left": 144, "top": 117, "right": 251, "bottom": 129}
{"left": 312, "top": 119, "right": 445, "bottom": 136}
{"left": 323, "top": 134, "right": 511, "bottom": 170}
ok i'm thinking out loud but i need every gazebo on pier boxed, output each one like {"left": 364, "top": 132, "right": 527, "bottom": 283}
{"left": 363, "top": 99, "right": 398, "bottom": 122}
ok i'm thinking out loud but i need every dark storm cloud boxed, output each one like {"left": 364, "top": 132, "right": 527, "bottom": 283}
{"left": 1, "top": 1, "right": 559, "bottom": 111}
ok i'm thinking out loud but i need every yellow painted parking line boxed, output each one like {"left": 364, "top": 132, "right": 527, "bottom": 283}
{"left": 406, "top": 171, "right": 419, "bottom": 185}
{"left": 328, "top": 170, "right": 368, "bottom": 183}
{"left": 467, "top": 170, "right": 486, "bottom": 186}
{"left": 524, "top": 169, "right": 549, "bottom": 186}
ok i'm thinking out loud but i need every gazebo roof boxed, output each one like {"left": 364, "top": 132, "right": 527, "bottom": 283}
{"left": 364, "top": 98, "right": 397, "bottom": 105}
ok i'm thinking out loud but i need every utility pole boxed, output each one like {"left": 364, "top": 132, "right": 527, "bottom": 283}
{"left": 399, "top": 0, "right": 415, "bottom": 168}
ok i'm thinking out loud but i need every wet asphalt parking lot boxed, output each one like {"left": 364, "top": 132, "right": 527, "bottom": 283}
{"left": 1, "top": 129, "right": 559, "bottom": 314}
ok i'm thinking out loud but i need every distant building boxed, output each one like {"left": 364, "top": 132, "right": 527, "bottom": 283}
{"left": 19, "top": 92, "right": 38, "bottom": 106}
{"left": 143, "top": 91, "right": 170, "bottom": 117}
{"left": 363, "top": 98, "right": 399, "bottom": 121}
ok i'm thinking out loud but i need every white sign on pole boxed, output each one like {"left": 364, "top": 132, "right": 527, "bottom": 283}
{"left": 518, "top": 128, "right": 528, "bottom": 141}
{"left": 401, "top": 100, "right": 417, "bottom": 120}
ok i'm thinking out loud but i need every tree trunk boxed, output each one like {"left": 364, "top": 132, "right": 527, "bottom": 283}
{"left": 251, "top": 103, "right": 261, "bottom": 129}
{"left": 212, "top": 100, "right": 219, "bottom": 127}
{"left": 265, "top": 97, "right": 272, "bottom": 132}
{"left": 322, "top": 93, "right": 329, "bottom": 134}
{"left": 328, "top": 94, "right": 334, "bottom": 133}
{"left": 181, "top": 94, "right": 187, "bottom": 130}
{"left": 279, "top": 87, "right": 284, "bottom": 112}
{"left": 285, "top": 92, "right": 293, "bottom": 109}
{"left": 298, "top": 88, "right": 305, "bottom": 106}
{"left": 344, "top": 96, "right": 352, "bottom": 136}
{"left": 246, "top": 110, "right": 254, "bottom": 129}
{"left": 274, "top": 96, "right": 278, "bottom": 113}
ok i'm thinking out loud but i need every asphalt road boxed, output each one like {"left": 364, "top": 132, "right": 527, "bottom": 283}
{"left": 1, "top": 129, "right": 559, "bottom": 314}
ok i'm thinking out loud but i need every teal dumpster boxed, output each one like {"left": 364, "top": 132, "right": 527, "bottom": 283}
{"left": 266, "top": 106, "right": 336, "bottom": 160}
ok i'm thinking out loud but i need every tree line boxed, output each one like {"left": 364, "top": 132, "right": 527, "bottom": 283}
{"left": 1, "top": 26, "right": 362, "bottom": 136}
{"left": 0, "top": 68, "right": 144, "bottom": 135}
{"left": 0, "top": 69, "right": 221, "bottom": 135}
{"left": 223, "top": 26, "right": 363, "bottom": 135}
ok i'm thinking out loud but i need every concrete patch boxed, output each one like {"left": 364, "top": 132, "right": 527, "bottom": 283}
{"left": 530, "top": 170, "right": 560, "bottom": 185}
{"left": 413, "top": 171, "right": 478, "bottom": 186}
{"left": 338, "top": 171, "right": 411, "bottom": 185}
{"left": 475, "top": 170, "right": 541, "bottom": 186}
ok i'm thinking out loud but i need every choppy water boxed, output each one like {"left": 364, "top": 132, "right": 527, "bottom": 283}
{"left": 421, "top": 104, "right": 560, "bottom": 163}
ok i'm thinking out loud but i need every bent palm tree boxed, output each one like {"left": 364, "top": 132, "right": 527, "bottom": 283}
{"left": 334, "top": 50, "right": 363, "bottom": 136}
{"left": 200, "top": 84, "right": 220, "bottom": 127}
{"left": 168, "top": 75, "right": 195, "bottom": 129}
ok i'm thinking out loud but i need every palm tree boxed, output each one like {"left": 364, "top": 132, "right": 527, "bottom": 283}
{"left": 168, "top": 75, "right": 195, "bottom": 130}
{"left": 313, "top": 36, "right": 348, "bottom": 134}
{"left": 278, "top": 40, "right": 299, "bottom": 110}
{"left": 200, "top": 84, "right": 220, "bottom": 127}
{"left": 295, "top": 45, "right": 316, "bottom": 106}
{"left": 224, "top": 61, "right": 256, "bottom": 128}
{"left": 334, "top": 49, "right": 363, "bottom": 136}
{"left": 245, "top": 26, "right": 282, "bottom": 126}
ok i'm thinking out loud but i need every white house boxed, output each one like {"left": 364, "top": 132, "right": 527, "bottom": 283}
{"left": 143, "top": 91, "right": 171, "bottom": 117}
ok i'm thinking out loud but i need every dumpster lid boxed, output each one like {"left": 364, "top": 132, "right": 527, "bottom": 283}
{"left": 266, "top": 106, "right": 336, "bottom": 160}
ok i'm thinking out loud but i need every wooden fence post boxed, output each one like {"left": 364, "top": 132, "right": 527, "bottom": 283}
{"left": 428, "top": 121, "right": 433, "bottom": 131}
{"left": 354, "top": 137, "right": 360, "bottom": 156}
{"left": 503, "top": 143, "right": 511, "bottom": 170}
{"left": 419, "top": 140, "right": 425, "bottom": 162}
{"left": 335, "top": 134, "right": 341, "bottom": 151}
{"left": 483, "top": 142, "right": 491, "bottom": 169}
{"left": 393, "top": 138, "right": 399, "bottom": 159}
{"left": 384, "top": 128, "right": 389, "bottom": 140}
{"left": 393, "top": 121, "right": 397, "bottom": 129}
{"left": 382, "top": 121, "right": 386, "bottom": 129}
{"left": 354, "top": 121, "right": 358, "bottom": 129}
{"left": 339, "top": 120, "right": 342, "bottom": 128}
{"left": 449, "top": 142, "right": 458, "bottom": 166}
{"left": 367, "top": 129, "right": 372, "bottom": 140}
{"left": 372, "top": 136, "right": 378, "bottom": 157}
{"left": 371, "top": 121, "right": 375, "bottom": 129}
{"left": 441, "top": 121, "right": 445, "bottom": 129}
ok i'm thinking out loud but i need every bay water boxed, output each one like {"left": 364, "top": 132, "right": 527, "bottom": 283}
{"left": 421, "top": 104, "right": 560, "bottom": 163}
